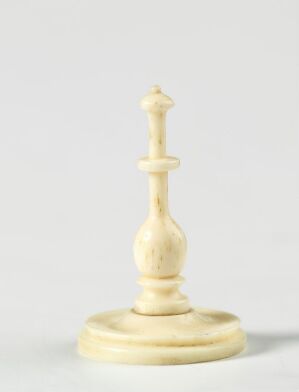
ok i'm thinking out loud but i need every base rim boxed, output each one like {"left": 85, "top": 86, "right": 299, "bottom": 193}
{"left": 78, "top": 307, "right": 246, "bottom": 365}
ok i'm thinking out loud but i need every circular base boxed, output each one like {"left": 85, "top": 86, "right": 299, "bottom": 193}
{"left": 78, "top": 308, "right": 246, "bottom": 365}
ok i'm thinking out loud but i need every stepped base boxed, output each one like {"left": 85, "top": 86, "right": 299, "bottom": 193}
{"left": 78, "top": 307, "right": 246, "bottom": 365}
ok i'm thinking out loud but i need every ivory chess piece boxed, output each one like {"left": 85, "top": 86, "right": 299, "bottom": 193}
{"left": 78, "top": 86, "right": 246, "bottom": 365}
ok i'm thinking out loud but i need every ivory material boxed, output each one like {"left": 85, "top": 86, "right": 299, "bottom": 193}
{"left": 78, "top": 86, "right": 246, "bottom": 365}
{"left": 79, "top": 308, "right": 246, "bottom": 365}
{"left": 138, "top": 156, "right": 179, "bottom": 172}
{"left": 134, "top": 85, "right": 188, "bottom": 315}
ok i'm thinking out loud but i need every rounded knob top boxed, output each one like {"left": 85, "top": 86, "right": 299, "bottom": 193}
{"left": 150, "top": 85, "right": 161, "bottom": 94}
{"left": 141, "top": 85, "right": 174, "bottom": 113}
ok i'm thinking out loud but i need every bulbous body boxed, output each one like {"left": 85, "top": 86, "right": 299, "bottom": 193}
{"left": 134, "top": 216, "right": 187, "bottom": 278}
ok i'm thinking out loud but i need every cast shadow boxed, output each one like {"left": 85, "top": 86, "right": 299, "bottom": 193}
{"left": 242, "top": 332, "right": 299, "bottom": 358}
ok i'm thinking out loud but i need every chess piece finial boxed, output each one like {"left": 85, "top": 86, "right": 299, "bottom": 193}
{"left": 134, "top": 86, "right": 189, "bottom": 315}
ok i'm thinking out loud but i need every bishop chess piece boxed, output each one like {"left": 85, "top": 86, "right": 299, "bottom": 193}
{"left": 78, "top": 86, "right": 246, "bottom": 365}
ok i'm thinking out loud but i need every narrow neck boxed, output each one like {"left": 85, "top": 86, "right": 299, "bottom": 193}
{"left": 147, "top": 111, "right": 168, "bottom": 217}
{"left": 148, "top": 112, "right": 166, "bottom": 158}
{"left": 149, "top": 173, "right": 168, "bottom": 217}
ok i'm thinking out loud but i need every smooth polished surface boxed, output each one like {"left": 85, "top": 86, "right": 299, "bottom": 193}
{"left": 133, "top": 86, "right": 189, "bottom": 315}
{"left": 79, "top": 308, "right": 246, "bottom": 365}
{"left": 78, "top": 86, "right": 246, "bottom": 363}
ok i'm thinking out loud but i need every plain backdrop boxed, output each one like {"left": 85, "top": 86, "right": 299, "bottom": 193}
{"left": 0, "top": 0, "right": 298, "bottom": 391}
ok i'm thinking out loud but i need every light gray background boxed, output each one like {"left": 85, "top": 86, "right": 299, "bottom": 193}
{"left": 0, "top": 0, "right": 298, "bottom": 391}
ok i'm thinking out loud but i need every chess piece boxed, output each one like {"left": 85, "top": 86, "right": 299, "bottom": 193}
{"left": 78, "top": 86, "right": 246, "bottom": 365}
